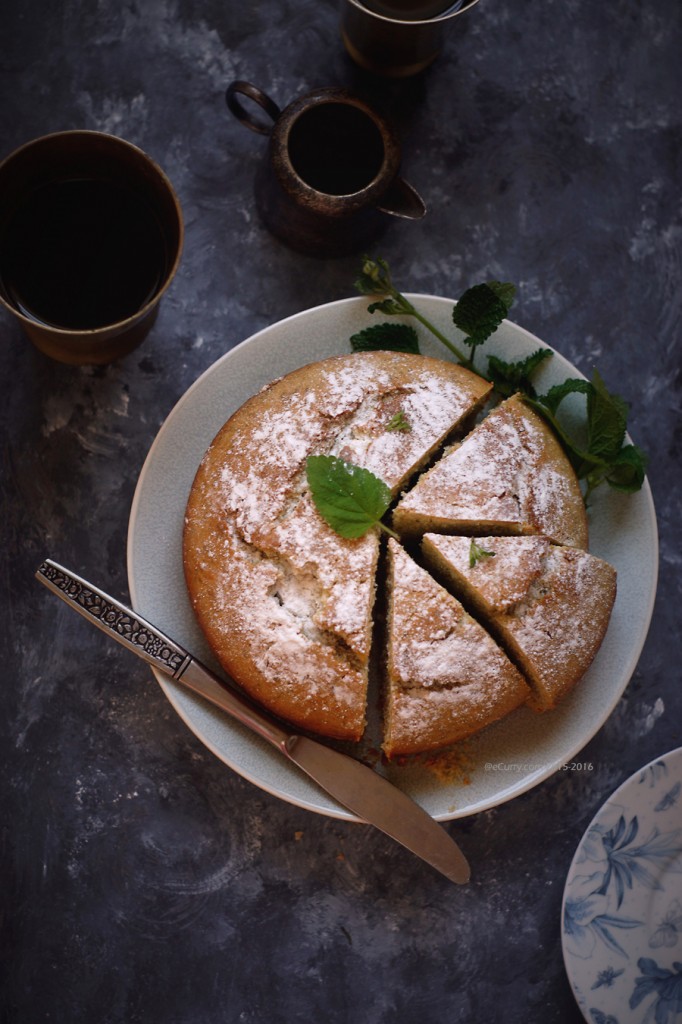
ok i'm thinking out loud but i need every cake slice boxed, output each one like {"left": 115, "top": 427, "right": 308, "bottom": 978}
{"left": 421, "top": 534, "right": 617, "bottom": 711}
{"left": 392, "top": 394, "right": 588, "bottom": 549}
{"left": 383, "top": 540, "right": 530, "bottom": 757}
{"left": 184, "top": 351, "right": 491, "bottom": 741}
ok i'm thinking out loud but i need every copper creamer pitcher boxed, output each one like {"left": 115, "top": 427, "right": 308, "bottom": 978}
{"left": 225, "top": 81, "right": 425, "bottom": 258}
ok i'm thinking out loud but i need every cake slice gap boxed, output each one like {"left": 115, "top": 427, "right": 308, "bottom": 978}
{"left": 383, "top": 539, "right": 530, "bottom": 758}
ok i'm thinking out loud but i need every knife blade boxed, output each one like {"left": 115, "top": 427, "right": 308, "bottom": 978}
{"left": 35, "top": 558, "right": 470, "bottom": 884}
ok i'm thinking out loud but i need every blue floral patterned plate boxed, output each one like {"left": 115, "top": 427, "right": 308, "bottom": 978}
{"left": 562, "top": 747, "right": 682, "bottom": 1024}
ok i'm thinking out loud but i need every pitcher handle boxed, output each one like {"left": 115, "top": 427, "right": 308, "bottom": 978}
{"left": 225, "top": 81, "right": 281, "bottom": 136}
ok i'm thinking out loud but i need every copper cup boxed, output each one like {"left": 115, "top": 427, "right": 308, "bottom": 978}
{"left": 0, "top": 131, "right": 183, "bottom": 365}
{"left": 341, "top": 0, "right": 483, "bottom": 78}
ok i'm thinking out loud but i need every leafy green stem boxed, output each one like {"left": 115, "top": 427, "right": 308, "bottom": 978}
{"left": 379, "top": 522, "right": 400, "bottom": 541}
{"left": 359, "top": 262, "right": 469, "bottom": 361}
{"left": 350, "top": 256, "right": 647, "bottom": 501}
{"left": 407, "top": 304, "right": 467, "bottom": 361}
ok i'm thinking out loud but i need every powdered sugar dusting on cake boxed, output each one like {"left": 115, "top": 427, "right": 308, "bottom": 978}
{"left": 389, "top": 544, "right": 521, "bottom": 690}
{"left": 425, "top": 534, "right": 550, "bottom": 612}
{"left": 185, "top": 352, "right": 490, "bottom": 741}
{"left": 421, "top": 532, "right": 617, "bottom": 709}
{"left": 201, "top": 517, "right": 368, "bottom": 720}
{"left": 193, "top": 353, "right": 489, "bottom": 653}
{"left": 395, "top": 395, "right": 587, "bottom": 548}
{"left": 509, "top": 548, "right": 616, "bottom": 678}
{"left": 384, "top": 541, "right": 529, "bottom": 754}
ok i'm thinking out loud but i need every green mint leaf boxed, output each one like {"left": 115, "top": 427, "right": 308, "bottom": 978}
{"left": 486, "top": 280, "right": 516, "bottom": 312}
{"left": 469, "top": 539, "right": 496, "bottom": 568}
{"left": 386, "top": 411, "right": 411, "bottom": 432}
{"left": 452, "top": 283, "right": 509, "bottom": 349}
{"left": 486, "top": 347, "right": 553, "bottom": 398}
{"left": 530, "top": 369, "right": 647, "bottom": 497}
{"left": 586, "top": 368, "right": 629, "bottom": 463}
{"left": 349, "top": 258, "right": 646, "bottom": 499}
{"left": 524, "top": 395, "right": 601, "bottom": 478}
{"left": 306, "top": 455, "right": 394, "bottom": 539}
{"left": 604, "top": 444, "right": 648, "bottom": 493}
{"left": 537, "top": 377, "right": 593, "bottom": 416}
{"left": 537, "top": 370, "right": 629, "bottom": 466}
{"left": 353, "top": 256, "right": 470, "bottom": 362}
{"left": 350, "top": 322, "right": 421, "bottom": 354}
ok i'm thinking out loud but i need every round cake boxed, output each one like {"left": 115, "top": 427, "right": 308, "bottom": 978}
{"left": 183, "top": 350, "right": 616, "bottom": 756}
{"left": 183, "top": 351, "right": 492, "bottom": 741}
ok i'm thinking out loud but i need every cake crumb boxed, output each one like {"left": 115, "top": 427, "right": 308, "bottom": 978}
{"left": 422, "top": 746, "right": 475, "bottom": 786}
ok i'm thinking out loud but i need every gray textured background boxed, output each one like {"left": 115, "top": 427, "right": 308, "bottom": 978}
{"left": 1, "top": 1, "right": 680, "bottom": 1021}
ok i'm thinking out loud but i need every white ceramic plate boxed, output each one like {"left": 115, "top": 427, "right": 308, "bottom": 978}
{"left": 127, "top": 295, "right": 658, "bottom": 821}
{"left": 562, "top": 747, "right": 682, "bottom": 1023}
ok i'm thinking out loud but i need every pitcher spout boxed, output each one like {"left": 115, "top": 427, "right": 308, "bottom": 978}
{"left": 376, "top": 177, "right": 426, "bottom": 220}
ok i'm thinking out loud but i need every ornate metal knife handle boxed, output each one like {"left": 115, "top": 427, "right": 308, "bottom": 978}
{"left": 35, "top": 559, "right": 291, "bottom": 749}
{"left": 36, "top": 559, "right": 191, "bottom": 677}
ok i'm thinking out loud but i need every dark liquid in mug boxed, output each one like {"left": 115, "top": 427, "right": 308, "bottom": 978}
{"left": 0, "top": 177, "right": 169, "bottom": 330}
{"left": 288, "top": 103, "right": 385, "bottom": 196}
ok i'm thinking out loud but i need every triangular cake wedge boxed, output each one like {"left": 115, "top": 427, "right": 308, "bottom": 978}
{"left": 184, "top": 351, "right": 491, "bottom": 741}
{"left": 393, "top": 394, "right": 588, "bottom": 549}
{"left": 421, "top": 534, "right": 617, "bottom": 711}
{"left": 383, "top": 540, "right": 530, "bottom": 757}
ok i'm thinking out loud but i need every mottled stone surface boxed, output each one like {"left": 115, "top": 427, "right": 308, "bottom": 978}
{"left": 1, "top": 1, "right": 680, "bottom": 1021}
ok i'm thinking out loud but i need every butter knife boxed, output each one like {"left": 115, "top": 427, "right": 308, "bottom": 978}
{"left": 36, "top": 559, "right": 470, "bottom": 885}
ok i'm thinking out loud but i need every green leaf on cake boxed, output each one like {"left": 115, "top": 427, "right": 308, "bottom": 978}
{"left": 306, "top": 455, "right": 397, "bottom": 539}
{"left": 469, "top": 539, "right": 497, "bottom": 568}
{"left": 385, "top": 410, "right": 412, "bottom": 432}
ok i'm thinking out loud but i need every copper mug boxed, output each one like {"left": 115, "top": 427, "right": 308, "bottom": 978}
{"left": 225, "top": 81, "right": 426, "bottom": 258}
{"left": 0, "top": 131, "right": 183, "bottom": 365}
{"left": 341, "top": 0, "right": 483, "bottom": 78}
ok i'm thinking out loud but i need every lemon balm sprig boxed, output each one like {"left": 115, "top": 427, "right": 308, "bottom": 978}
{"left": 353, "top": 257, "right": 467, "bottom": 362}
{"left": 350, "top": 256, "right": 647, "bottom": 500}
{"left": 353, "top": 256, "right": 516, "bottom": 370}
{"left": 526, "top": 371, "right": 647, "bottom": 500}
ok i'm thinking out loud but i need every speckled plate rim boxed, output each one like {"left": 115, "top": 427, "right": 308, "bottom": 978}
{"left": 560, "top": 746, "right": 682, "bottom": 1023}
{"left": 127, "top": 294, "right": 658, "bottom": 822}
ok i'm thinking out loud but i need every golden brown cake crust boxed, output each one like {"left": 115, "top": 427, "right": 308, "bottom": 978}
{"left": 393, "top": 394, "right": 589, "bottom": 549}
{"left": 421, "top": 534, "right": 617, "bottom": 711}
{"left": 384, "top": 541, "right": 530, "bottom": 757}
{"left": 183, "top": 351, "right": 492, "bottom": 741}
